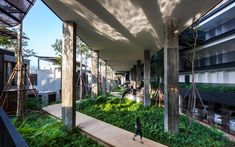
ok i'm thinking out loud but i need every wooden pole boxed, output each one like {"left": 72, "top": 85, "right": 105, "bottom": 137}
{"left": 16, "top": 23, "right": 24, "bottom": 121}
{"left": 61, "top": 21, "right": 76, "bottom": 129}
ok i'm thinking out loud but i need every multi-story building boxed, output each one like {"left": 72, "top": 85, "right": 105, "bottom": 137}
{"left": 179, "top": 0, "right": 235, "bottom": 134}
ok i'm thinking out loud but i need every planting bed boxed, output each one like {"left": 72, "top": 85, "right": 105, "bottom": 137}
{"left": 12, "top": 112, "right": 102, "bottom": 147}
{"left": 77, "top": 97, "right": 234, "bottom": 147}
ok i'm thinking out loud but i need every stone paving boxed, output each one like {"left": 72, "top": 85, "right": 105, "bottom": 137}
{"left": 43, "top": 104, "right": 167, "bottom": 147}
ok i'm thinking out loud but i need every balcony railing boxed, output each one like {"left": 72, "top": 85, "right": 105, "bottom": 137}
{"left": 0, "top": 107, "right": 28, "bottom": 147}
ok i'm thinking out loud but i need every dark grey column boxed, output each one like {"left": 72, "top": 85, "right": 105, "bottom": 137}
{"left": 0, "top": 54, "right": 3, "bottom": 92}
{"left": 130, "top": 68, "right": 134, "bottom": 88}
{"left": 61, "top": 21, "right": 76, "bottom": 130}
{"left": 136, "top": 60, "right": 141, "bottom": 88}
{"left": 164, "top": 18, "right": 179, "bottom": 134}
{"left": 37, "top": 58, "right": 40, "bottom": 70}
{"left": 222, "top": 104, "right": 230, "bottom": 133}
{"left": 144, "top": 50, "right": 150, "bottom": 106}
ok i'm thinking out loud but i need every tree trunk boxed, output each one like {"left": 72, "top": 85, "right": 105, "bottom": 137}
{"left": 16, "top": 23, "right": 25, "bottom": 121}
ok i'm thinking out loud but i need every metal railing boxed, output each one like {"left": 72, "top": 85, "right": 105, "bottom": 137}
{"left": 0, "top": 107, "right": 28, "bottom": 147}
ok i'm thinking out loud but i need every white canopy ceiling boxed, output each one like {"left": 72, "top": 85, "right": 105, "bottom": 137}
{"left": 43, "top": 0, "right": 221, "bottom": 72}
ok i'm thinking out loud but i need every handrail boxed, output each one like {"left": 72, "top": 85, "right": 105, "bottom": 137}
{"left": 0, "top": 107, "right": 28, "bottom": 147}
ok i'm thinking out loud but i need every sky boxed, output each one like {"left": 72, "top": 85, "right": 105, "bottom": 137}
{"left": 23, "top": 0, "right": 62, "bottom": 66}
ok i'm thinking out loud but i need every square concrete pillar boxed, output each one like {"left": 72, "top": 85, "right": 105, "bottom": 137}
{"left": 92, "top": 51, "right": 99, "bottom": 98}
{"left": 130, "top": 68, "right": 134, "bottom": 88}
{"left": 107, "top": 66, "right": 111, "bottom": 92}
{"left": 133, "top": 65, "right": 137, "bottom": 89}
{"left": 102, "top": 60, "right": 107, "bottom": 96}
{"left": 136, "top": 60, "right": 141, "bottom": 88}
{"left": 144, "top": 50, "right": 151, "bottom": 106}
{"left": 61, "top": 21, "right": 76, "bottom": 129}
{"left": 164, "top": 18, "right": 179, "bottom": 134}
{"left": 221, "top": 104, "right": 230, "bottom": 133}
{"left": 133, "top": 65, "right": 137, "bottom": 95}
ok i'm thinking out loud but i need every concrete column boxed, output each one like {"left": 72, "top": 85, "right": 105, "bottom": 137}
{"left": 222, "top": 104, "right": 230, "bottom": 133}
{"left": 208, "top": 101, "right": 215, "bottom": 124}
{"left": 136, "top": 60, "right": 141, "bottom": 88}
{"left": 61, "top": 21, "right": 76, "bottom": 129}
{"left": 79, "top": 40, "right": 83, "bottom": 99}
{"left": 107, "top": 66, "right": 110, "bottom": 92}
{"left": 164, "top": 18, "right": 179, "bottom": 134}
{"left": 102, "top": 60, "right": 107, "bottom": 96}
{"left": 144, "top": 50, "right": 151, "bottom": 106}
{"left": 129, "top": 71, "right": 131, "bottom": 84}
{"left": 37, "top": 58, "right": 40, "bottom": 70}
{"left": 130, "top": 68, "right": 134, "bottom": 87}
{"left": 133, "top": 65, "right": 137, "bottom": 89}
{"left": 133, "top": 65, "right": 137, "bottom": 95}
{"left": 91, "top": 51, "right": 99, "bottom": 98}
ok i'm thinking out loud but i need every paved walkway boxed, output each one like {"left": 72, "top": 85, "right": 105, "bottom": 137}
{"left": 43, "top": 104, "right": 166, "bottom": 147}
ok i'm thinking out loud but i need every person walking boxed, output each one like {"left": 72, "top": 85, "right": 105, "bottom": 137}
{"left": 132, "top": 117, "right": 143, "bottom": 143}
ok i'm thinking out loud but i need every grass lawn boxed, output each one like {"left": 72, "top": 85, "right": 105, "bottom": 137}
{"left": 77, "top": 97, "right": 234, "bottom": 147}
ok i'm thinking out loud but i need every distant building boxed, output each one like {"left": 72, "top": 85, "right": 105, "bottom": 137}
{"left": 0, "top": 48, "right": 30, "bottom": 92}
{"left": 30, "top": 55, "right": 89, "bottom": 101}
{"left": 0, "top": 48, "right": 30, "bottom": 114}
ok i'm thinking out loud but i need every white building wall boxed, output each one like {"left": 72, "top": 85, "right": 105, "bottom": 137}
{"left": 35, "top": 69, "right": 61, "bottom": 98}
{"left": 227, "top": 71, "right": 235, "bottom": 84}
{"left": 179, "top": 75, "right": 185, "bottom": 82}
{"left": 179, "top": 70, "right": 235, "bottom": 84}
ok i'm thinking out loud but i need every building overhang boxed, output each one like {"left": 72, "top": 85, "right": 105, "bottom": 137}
{"left": 43, "top": 0, "right": 221, "bottom": 71}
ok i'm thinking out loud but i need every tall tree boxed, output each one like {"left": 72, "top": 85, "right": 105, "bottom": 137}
{"left": 0, "top": 28, "right": 36, "bottom": 57}
{"left": 51, "top": 39, "right": 62, "bottom": 65}
{"left": 51, "top": 38, "right": 91, "bottom": 97}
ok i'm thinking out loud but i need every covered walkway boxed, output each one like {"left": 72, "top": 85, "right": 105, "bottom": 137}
{"left": 43, "top": 104, "right": 166, "bottom": 147}
{"left": 42, "top": 0, "right": 222, "bottom": 134}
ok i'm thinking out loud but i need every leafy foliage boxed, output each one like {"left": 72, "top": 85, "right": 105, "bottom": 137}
{"left": 26, "top": 97, "right": 42, "bottom": 110}
{"left": 111, "top": 85, "right": 124, "bottom": 93}
{"left": 12, "top": 112, "right": 102, "bottom": 147}
{"left": 0, "top": 27, "right": 36, "bottom": 57}
{"left": 180, "top": 83, "right": 235, "bottom": 93}
{"left": 77, "top": 97, "right": 234, "bottom": 147}
{"left": 51, "top": 37, "right": 91, "bottom": 65}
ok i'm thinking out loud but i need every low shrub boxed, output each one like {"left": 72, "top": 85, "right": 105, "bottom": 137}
{"left": 111, "top": 85, "right": 124, "bottom": 93}
{"left": 12, "top": 112, "right": 102, "bottom": 147}
{"left": 77, "top": 98, "right": 234, "bottom": 147}
{"left": 26, "top": 97, "right": 42, "bottom": 110}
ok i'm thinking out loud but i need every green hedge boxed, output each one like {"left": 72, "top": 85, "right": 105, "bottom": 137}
{"left": 77, "top": 97, "right": 233, "bottom": 147}
{"left": 12, "top": 112, "right": 102, "bottom": 147}
{"left": 180, "top": 83, "right": 235, "bottom": 93}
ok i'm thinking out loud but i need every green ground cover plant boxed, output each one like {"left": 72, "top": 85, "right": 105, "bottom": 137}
{"left": 77, "top": 97, "right": 234, "bottom": 147}
{"left": 12, "top": 112, "right": 102, "bottom": 147}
